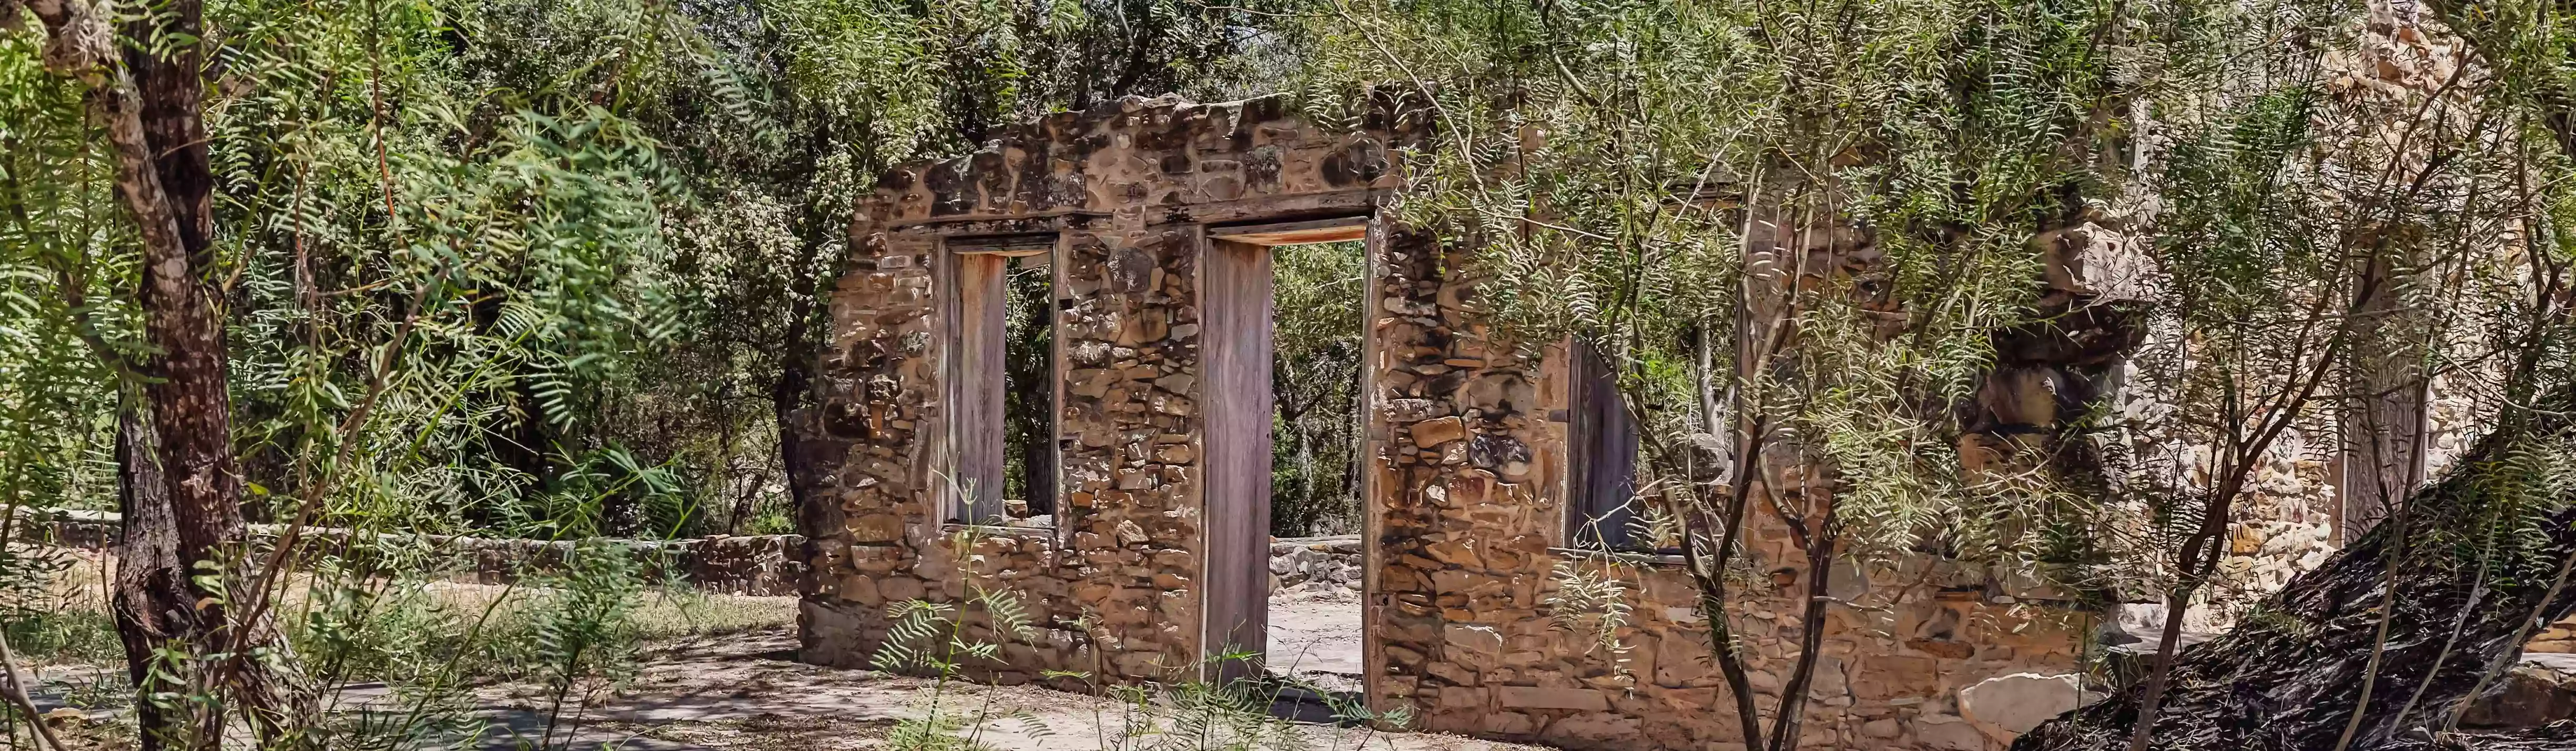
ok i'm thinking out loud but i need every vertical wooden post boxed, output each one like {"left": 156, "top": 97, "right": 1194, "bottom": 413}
{"left": 1201, "top": 238, "right": 1275, "bottom": 683}
{"left": 1569, "top": 340, "right": 1639, "bottom": 549}
{"left": 1356, "top": 217, "right": 1387, "bottom": 713}
{"left": 953, "top": 252, "right": 1009, "bottom": 523}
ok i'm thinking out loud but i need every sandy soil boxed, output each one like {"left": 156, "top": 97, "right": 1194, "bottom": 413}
{"left": 518, "top": 626, "right": 1543, "bottom": 751}
{"left": 1267, "top": 587, "right": 1365, "bottom": 692}
{"left": 12, "top": 587, "right": 1513, "bottom": 751}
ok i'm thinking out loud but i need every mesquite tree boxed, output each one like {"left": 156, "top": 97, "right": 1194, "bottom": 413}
{"left": 1303, "top": 0, "right": 2129, "bottom": 748}
{"left": 1305, "top": 0, "right": 2571, "bottom": 749}
{"left": 1, "top": 0, "right": 309, "bottom": 745}
{"left": 4, "top": 0, "right": 1311, "bottom": 743}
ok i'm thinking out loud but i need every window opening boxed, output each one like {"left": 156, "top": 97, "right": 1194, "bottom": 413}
{"left": 1568, "top": 340, "right": 1644, "bottom": 550}
{"left": 949, "top": 234, "right": 1058, "bottom": 528}
{"left": 1002, "top": 253, "right": 1058, "bottom": 526}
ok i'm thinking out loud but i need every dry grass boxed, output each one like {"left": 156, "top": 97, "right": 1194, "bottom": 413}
{"left": 3, "top": 546, "right": 797, "bottom": 674}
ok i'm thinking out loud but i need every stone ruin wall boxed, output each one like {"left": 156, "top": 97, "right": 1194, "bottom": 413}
{"left": 2082, "top": 0, "right": 2515, "bottom": 636}
{"left": 1272, "top": 535, "right": 1363, "bottom": 592}
{"left": 1363, "top": 223, "right": 2099, "bottom": 751}
{"left": 799, "top": 58, "right": 2555, "bottom": 750}
{"left": 794, "top": 94, "right": 2136, "bottom": 751}
{"left": 798, "top": 94, "right": 1419, "bottom": 688}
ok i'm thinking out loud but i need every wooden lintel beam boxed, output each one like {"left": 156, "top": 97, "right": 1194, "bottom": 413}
{"left": 949, "top": 233, "right": 1057, "bottom": 256}
{"left": 887, "top": 209, "right": 1110, "bottom": 235}
{"left": 1208, "top": 215, "right": 1371, "bottom": 245}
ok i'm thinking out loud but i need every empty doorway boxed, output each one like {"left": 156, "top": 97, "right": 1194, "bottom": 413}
{"left": 1201, "top": 217, "right": 1370, "bottom": 704}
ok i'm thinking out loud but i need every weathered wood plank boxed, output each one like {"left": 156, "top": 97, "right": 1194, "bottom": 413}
{"left": 1210, "top": 216, "right": 1371, "bottom": 246}
{"left": 1568, "top": 340, "right": 1639, "bottom": 549}
{"left": 949, "top": 233, "right": 1057, "bottom": 255}
{"left": 886, "top": 210, "right": 1112, "bottom": 235}
{"left": 1201, "top": 237, "right": 1276, "bottom": 683}
{"left": 952, "top": 252, "right": 1009, "bottom": 523}
{"left": 1154, "top": 190, "right": 1388, "bottom": 227}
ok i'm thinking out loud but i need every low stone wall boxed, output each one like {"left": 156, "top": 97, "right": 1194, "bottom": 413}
{"left": 430, "top": 533, "right": 809, "bottom": 596}
{"left": 1272, "top": 535, "right": 1361, "bottom": 593}
{"left": 5, "top": 508, "right": 119, "bottom": 548}
{"left": 2529, "top": 617, "right": 2576, "bottom": 654}
{"left": 6, "top": 508, "right": 806, "bottom": 596}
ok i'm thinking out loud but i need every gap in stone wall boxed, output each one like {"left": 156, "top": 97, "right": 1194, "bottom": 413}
{"left": 1001, "top": 252, "right": 1059, "bottom": 526}
{"left": 1259, "top": 237, "right": 1370, "bottom": 700}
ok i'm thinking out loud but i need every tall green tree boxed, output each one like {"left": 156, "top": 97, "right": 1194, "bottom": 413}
{"left": 3, "top": 0, "right": 1309, "bottom": 742}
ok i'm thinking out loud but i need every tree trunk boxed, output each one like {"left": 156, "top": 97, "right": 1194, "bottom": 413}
{"left": 2012, "top": 390, "right": 2576, "bottom": 751}
{"left": 777, "top": 267, "right": 827, "bottom": 534}
{"left": 780, "top": 121, "right": 838, "bottom": 537}
{"left": 25, "top": 0, "right": 295, "bottom": 744}
{"left": 118, "top": 0, "right": 247, "bottom": 589}
{"left": 111, "top": 407, "right": 197, "bottom": 750}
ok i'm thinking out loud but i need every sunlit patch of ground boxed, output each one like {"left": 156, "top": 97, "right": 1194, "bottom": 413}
{"left": 7, "top": 549, "right": 1537, "bottom": 750}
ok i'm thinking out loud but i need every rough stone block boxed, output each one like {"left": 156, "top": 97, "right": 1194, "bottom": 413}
{"left": 1426, "top": 659, "right": 1478, "bottom": 687}
{"left": 1915, "top": 713, "right": 1990, "bottom": 751}
{"left": 1438, "top": 686, "right": 1488, "bottom": 709}
{"left": 1478, "top": 711, "right": 1536, "bottom": 735}
{"left": 848, "top": 514, "right": 904, "bottom": 543}
{"left": 1959, "top": 671, "right": 2082, "bottom": 738}
{"left": 1540, "top": 712, "right": 1641, "bottom": 745}
{"left": 837, "top": 574, "right": 881, "bottom": 605}
{"left": 879, "top": 576, "right": 925, "bottom": 603}
{"left": 1444, "top": 624, "right": 1504, "bottom": 667}
{"left": 1412, "top": 416, "right": 1467, "bottom": 447}
{"left": 1497, "top": 685, "right": 1610, "bottom": 711}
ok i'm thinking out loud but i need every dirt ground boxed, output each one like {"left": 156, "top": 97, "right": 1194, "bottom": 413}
{"left": 520, "top": 624, "right": 1537, "bottom": 751}
{"left": 9, "top": 573, "right": 1523, "bottom": 751}
{"left": 500, "top": 589, "right": 1469, "bottom": 751}
{"left": 1266, "top": 587, "right": 1365, "bottom": 692}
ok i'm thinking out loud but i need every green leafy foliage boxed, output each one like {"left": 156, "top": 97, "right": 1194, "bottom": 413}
{"left": 1269, "top": 241, "right": 1365, "bottom": 537}
{"left": 1301, "top": 0, "right": 2125, "bottom": 572}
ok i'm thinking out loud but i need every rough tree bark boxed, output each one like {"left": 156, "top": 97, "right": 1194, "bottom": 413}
{"left": 111, "top": 0, "right": 258, "bottom": 616}
{"left": 2012, "top": 389, "right": 2576, "bottom": 751}
{"left": 13, "top": 0, "right": 297, "bottom": 745}
{"left": 776, "top": 292, "right": 823, "bottom": 516}
{"left": 111, "top": 407, "right": 195, "bottom": 747}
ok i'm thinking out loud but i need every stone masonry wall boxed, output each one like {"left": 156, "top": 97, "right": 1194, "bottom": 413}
{"left": 803, "top": 97, "right": 2106, "bottom": 749}
{"left": 1361, "top": 226, "right": 2095, "bottom": 751}
{"left": 804, "top": 56, "right": 2543, "bottom": 750}
{"left": 799, "top": 93, "right": 1424, "bottom": 687}
{"left": 1273, "top": 535, "right": 1363, "bottom": 592}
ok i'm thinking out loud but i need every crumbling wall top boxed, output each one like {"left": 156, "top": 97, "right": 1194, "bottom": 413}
{"left": 854, "top": 92, "right": 1431, "bottom": 232}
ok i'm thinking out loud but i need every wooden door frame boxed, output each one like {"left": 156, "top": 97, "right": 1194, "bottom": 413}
{"left": 1194, "top": 214, "right": 1377, "bottom": 688}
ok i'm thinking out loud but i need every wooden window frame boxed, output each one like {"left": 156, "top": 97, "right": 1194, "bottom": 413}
{"left": 943, "top": 234, "right": 1061, "bottom": 529}
{"left": 1566, "top": 339, "right": 1641, "bottom": 550}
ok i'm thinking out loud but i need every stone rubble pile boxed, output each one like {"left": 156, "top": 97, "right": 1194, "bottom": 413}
{"left": 1271, "top": 535, "right": 1363, "bottom": 592}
